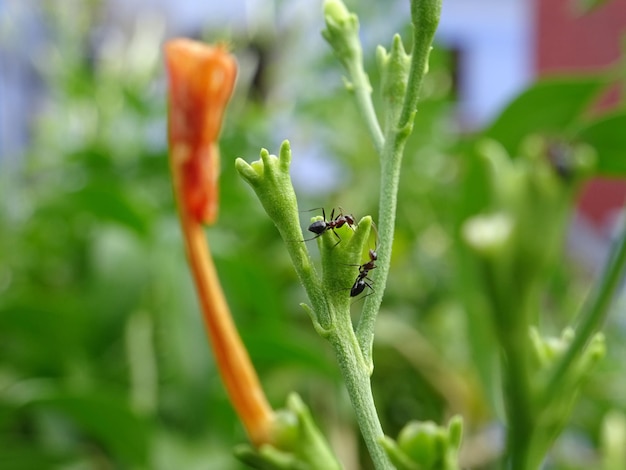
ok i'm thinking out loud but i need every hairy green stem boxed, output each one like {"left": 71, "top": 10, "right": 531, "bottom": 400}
{"left": 238, "top": 143, "right": 391, "bottom": 466}
{"left": 399, "top": 0, "right": 443, "bottom": 130}
{"left": 329, "top": 318, "right": 393, "bottom": 469}
{"left": 316, "top": 218, "right": 393, "bottom": 469}
{"left": 542, "top": 210, "right": 626, "bottom": 403}
{"left": 321, "top": 0, "right": 442, "bottom": 465}
{"left": 322, "top": 0, "right": 384, "bottom": 154}
{"left": 236, "top": 143, "right": 334, "bottom": 332}
{"left": 345, "top": 60, "right": 385, "bottom": 154}
{"left": 357, "top": 0, "right": 442, "bottom": 369}
{"left": 357, "top": 136, "right": 404, "bottom": 369}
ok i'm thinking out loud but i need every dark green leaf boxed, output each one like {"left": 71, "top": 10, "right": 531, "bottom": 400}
{"left": 484, "top": 77, "right": 607, "bottom": 153}
{"left": 0, "top": 440, "right": 60, "bottom": 470}
{"left": 73, "top": 185, "right": 150, "bottom": 235}
{"left": 576, "top": 112, "right": 626, "bottom": 176}
{"left": 29, "top": 392, "right": 150, "bottom": 467}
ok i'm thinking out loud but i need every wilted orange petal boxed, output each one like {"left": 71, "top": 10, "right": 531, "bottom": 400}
{"left": 165, "top": 39, "right": 237, "bottom": 225}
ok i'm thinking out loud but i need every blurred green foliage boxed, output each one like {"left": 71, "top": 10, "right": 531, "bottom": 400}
{"left": 1, "top": 1, "right": 626, "bottom": 470}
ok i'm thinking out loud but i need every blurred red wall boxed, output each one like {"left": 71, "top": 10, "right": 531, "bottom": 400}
{"left": 536, "top": 0, "right": 626, "bottom": 229}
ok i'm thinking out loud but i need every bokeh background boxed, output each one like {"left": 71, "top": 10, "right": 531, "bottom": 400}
{"left": 1, "top": 0, "right": 626, "bottom": 468}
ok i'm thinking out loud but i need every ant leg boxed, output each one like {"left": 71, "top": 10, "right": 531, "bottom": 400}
{"left": 330, "top": 229, "right": 342, "bottom": 248}
{"left": 302, "top": 233, "right": 323, "bottom": 242}
{"left": 370, "top": 221, "right": 379, "bottom": 245}
{"left": 357, "top": 289, "right": 376, "bottom": 301}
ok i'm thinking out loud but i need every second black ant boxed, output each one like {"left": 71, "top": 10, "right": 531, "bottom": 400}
{"left": 350, "top": 248, "right": 377, "bottom": 297}
{"left": 305, "top": 207, "right": 357, "bottom": 246}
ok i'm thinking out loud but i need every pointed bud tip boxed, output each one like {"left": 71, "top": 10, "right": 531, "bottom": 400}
{"left": 323, "top": 0, "right": 351, "bottom": 24}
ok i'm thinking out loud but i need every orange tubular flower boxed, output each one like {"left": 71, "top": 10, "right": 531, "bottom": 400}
{"left": 165, "top": 39, "right": 275, "bottom": 446}
{"left": 166, "top": 39, "right": 237, "bottom": 225}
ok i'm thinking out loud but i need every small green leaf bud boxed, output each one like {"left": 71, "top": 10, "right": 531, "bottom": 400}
{"left": 377, "top": 35, "right": 412, "bottom": 128}
{"left": 269, "top": 408, "right": 300, "bottom": 450}
{"left": 377, "top": 36, "right": 411, "bottom": 104}
{"left": 235, "top": 393, "right": 341, "bottom": 470}
{"left": 397, "top": 421, "right": 445, "bottom": 468}
{"left": 382, "top": 417, "right": 463, "bottom": 470}
{"left": 321, "top": 0, "right": 362, "bottom": 71}
{"left": 601, "top": 410, "right": 626, "bottom": 470}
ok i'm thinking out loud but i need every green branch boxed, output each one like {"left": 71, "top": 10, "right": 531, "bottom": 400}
{"left": 237, "top": 143, "right": 393, "bottom": 469}
{"left": 542, "top": 209, "right": 626, "bottom": 403}
{"left": 322, "top": 0, "right": 384, "bottom": 154}
{"left": 238, "top": 2, "right": 444, "bottom": 468}
{"left": 400, "top": 0, "right": 443, "bottom": 131}
{"left": 329, "top": 324, "right": 392, "bottom": 469}
{"left": 236, "top": 142, "right": 332, "bottom": 331}
{"left": 357, "top": 0, "right": 442, "bottom": 369}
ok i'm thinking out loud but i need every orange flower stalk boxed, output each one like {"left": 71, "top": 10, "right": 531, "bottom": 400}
{"left": 165, "top": 38, "right": 275, "bottom": 446}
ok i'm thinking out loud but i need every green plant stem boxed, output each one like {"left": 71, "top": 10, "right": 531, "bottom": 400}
{"left": 497, "top": 304, "right": 535, "bottom": 470}
{"left": 315, "top": 219, "right": 393, "bottom": 468}
{"left": 329, "top": 316, "right": 393, "bottom": 469}
{"left": 345, "top": 60, "right": 385, "bottom": 154}
{"left": 400, "top": 0, "right": 443, "bottom": 131}
{"left": 236, "top": 144, "right": 334, "bottom": 331}
{"left": 357, "top": 136, "right": 403, "bottom": 369}
{"left": 238, "top": 146, "right": 391, "bottom": 466}
{"left": 480, "top": 256, "right": 536, "bottom": 470}
{"left": 322, "top": 0, "right": 442, "bottom": 465}
{"left": 542, "top": 211, "right": 626, "bottom": 403}
{"left": 356, "top": 0, "right": 442, "bottom": 369}
{"left": 323, "top": 0, "right": 384, "bottom": 155}
{"left": 501, "top": 339, "right": 535, "bottom": 470}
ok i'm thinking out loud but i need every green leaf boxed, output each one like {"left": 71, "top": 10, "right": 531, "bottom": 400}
{"left": 484, "top": 77, "right": 607, "bottom": 153}
{"left": 73, "top": 184, "right": 150, "bottom": 236}
{"left": 0, "top": 438, "right": 59, "bottom": 470}
{"left": 575, "top": 112, "right": 626, "bottom": 176}
{"left": 29, "top": 392, "right": 150, "bottom": 467}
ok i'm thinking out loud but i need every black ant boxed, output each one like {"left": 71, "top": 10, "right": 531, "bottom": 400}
{"left": 350, "top": 248, "right": 377, "bottom": 297}
{"left": 305, "top": 207, "right": 356, "bottom": 245}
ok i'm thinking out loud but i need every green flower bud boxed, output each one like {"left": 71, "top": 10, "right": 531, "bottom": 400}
{"left": 235, "top": 141, "right": 298, "bottom": 236}
{"left": 269, "top": 408, "right": 300, "bottom": 451}
{"left": 235, "top": 393, "right": 341, "bottom": 470}
{"left": 381, "top": 417, "right": 463, "bottom": 470}
{"left": 601, "top": 410, "right": 626, "bottom": 470}
{"left": 530, "top": 327, "right": 573, "bottom": 368}
{"left": 398, "top": 421, "right": 445, "bottom": 468}
{"left": 377, "top": 35, "right": 411, "bottom": 127}
{"left": 321, "top": 0, "right": 362, "bottom": 71}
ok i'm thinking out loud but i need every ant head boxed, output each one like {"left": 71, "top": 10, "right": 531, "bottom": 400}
{"left": 369, "top": 249, "right": 377, "bottom": 261}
